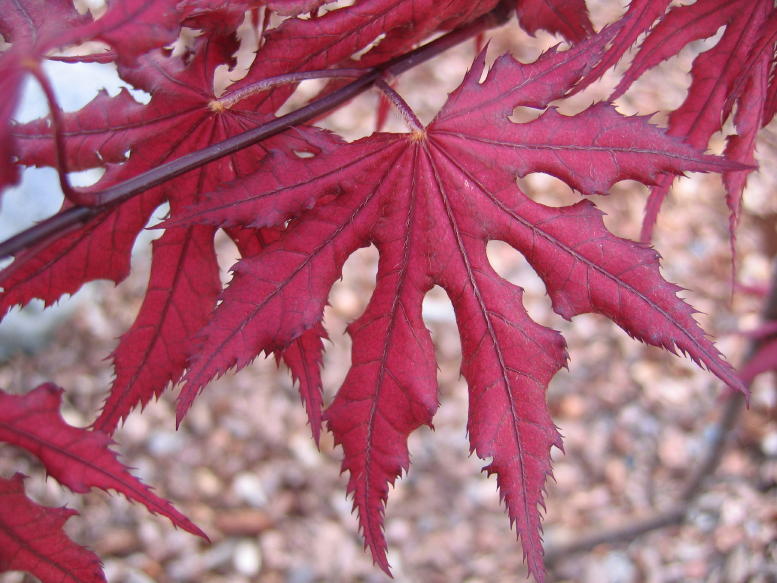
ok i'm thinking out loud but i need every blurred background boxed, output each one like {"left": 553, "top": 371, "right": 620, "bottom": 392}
{"left": 1, "top": 1, "right": 776, "bottom": 582}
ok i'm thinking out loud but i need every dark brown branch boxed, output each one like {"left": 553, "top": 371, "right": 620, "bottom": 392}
{"left": 0, "top": 4, "right": 511, "bottom": 260}
{"left": 543, "top": 392, "right": 744, "bottom": 565}
{"left": 545, "top": 259, "right": 777, "bottom": 566}
{"left": 543, "top": 506, "right": 686, "bottom": 563}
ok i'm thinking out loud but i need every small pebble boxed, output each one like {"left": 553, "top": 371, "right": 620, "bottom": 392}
{"left": 233, "top": 539, "right": 262, "bottom": 576}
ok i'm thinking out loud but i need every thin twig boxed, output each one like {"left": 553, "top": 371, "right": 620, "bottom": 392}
{"left": 0, "top": 3, "right": 511, "bottom": 260}
{"left": 544, "top": 260, "right": 777, "bottom": 566}
{"left": 543, "top": 393, "right": 743, "bottom": 565}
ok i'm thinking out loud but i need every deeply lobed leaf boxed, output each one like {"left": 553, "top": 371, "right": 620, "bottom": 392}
{"left": 174, "top": 42, "right": 744, "bottom": 581}
{"left": 10, "top": 36, "right": 339, "bottom": 433}
{"left": 0, "top": 384, "right": 205, "bottom": 537}
{"left": 0, "top": 2, "right": 761, "bottom": 581}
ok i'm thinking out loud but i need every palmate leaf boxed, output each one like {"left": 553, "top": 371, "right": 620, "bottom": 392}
{"left": 9, "top": 35, "right": 339, "bottom": 435}
{"left": 172, "top": 43, "right": 744, "bottom": 582}
{"left": 573, "top": 0, "right": 672, "bottom": 94}
{"left": 0, "top": 0, "right": 85, "bottom": 189}
{"left": 223, "top": 0, "right": 500, "bottom": 113}
{"left": 0, "top": 1, "right": 760, "bottom": 581}
{"left": 0, "top": 384, "right": 210, "bottom": 582}
{"left": 6, "top": 0, "right": 499, "bottom": 438}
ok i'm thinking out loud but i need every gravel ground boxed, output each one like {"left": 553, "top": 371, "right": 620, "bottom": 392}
{"left": 1, "top": 4, "right": 777, "bottom": 582}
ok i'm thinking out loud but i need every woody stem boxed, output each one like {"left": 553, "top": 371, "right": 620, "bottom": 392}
{"left": 0, "top": 3, "right": 511, "bottom": 260}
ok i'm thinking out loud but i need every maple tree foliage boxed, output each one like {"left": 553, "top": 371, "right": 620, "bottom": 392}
{"left": 0, "top": 384, "right": 205, "bottom": 582}
{"left": 0, "top": 0, "right": 774, "bottom": 581}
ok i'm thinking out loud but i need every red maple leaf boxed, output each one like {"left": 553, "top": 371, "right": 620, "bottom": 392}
{"left": 220, "top": 0, "right": 500, "bottom": 113}
{"left": 9, "top": 34, "right": 337, "bottom": 435}
{"left": 6, "top": 0, "right": 501, "bottom": 439}
{"left": 574, "top": 0, "right": 672, "bottom": 93}
{"left": 0, "top": 0, "right": 85, "bottom": 189}
{"left": 0, "top": 384, "right": 207, "bottom": 582}
{"left": 169, "top": 40, "right": 744, "bottom": 581}
{"left": 0, "top": 2, "right": 762, "bottom": 581}
{"left": 0, "top": 384, "right": 204, "bottom": 535}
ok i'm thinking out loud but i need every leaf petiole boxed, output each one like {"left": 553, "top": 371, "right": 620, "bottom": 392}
{"left": 374, "top": 79, "right": 425, "bottom": 134}
{"left": 209, "top": 68, "right": 366, "bottom": 112}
